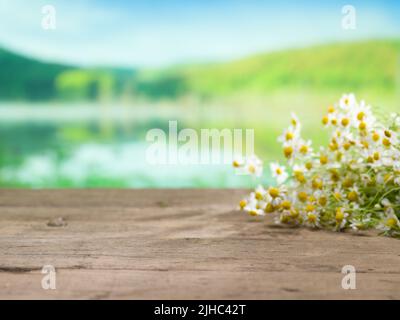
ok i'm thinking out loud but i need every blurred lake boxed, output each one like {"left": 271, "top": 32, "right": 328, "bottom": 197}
{"left": 0, "top": 103, "right": 264, "bottom": 188}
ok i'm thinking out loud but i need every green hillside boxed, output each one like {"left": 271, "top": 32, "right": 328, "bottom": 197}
{"left": 137, "top": 40, "right": 400, "bottom": 99}
{"left": 0, "top": 48, "right": 71, "bottom": 100}
{"left": 1, "top": 40, "right": 399, "bottom": 101}
{"left": 0, "top": 48, "right": 136, "bottom": 101}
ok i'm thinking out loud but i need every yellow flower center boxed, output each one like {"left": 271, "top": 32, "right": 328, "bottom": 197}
{"left": 265, "top": 203, "right": 274, "bottom": 213}
{"left": 307, "top": 213, "right": 317, "bottom": 223}
{"left": 286, "top": 132, "right": 294, "bottom": 141}
{"left": 305, "top": 204, "right": 316, "bottom": 212}
{"left": 372, "top": 132, "right": 380, "bottom": 142}
{"left": 239, "top": 200, "right": 247, "bottom": 209}
{"left": 347, "top": 191, "right": 358, "bottom": 202}
{"left": 269, "top": 187, "right": 280, "bottom": 198}
{"left": 330, "top": 170, "right": 340, "bottom": 182}
{"left": 386, "top": 218, "right": 397, "bottom": 228}
{"left": 248, "top": 165, "right": 256, "bottom": 174}
{"left": 312, "top": 178, "right": 323, "bottom": 190}
{"left": 233, "top": 160, "right": 241, "bottom": 168}
{"left": 359, "top": 121, "right": 367, "bottom": 131}
{"left": 329, "top": 142, "right": 338, "bottom": 152}
{"left": 318, "top": 196, "right": 327, "bottom": 206}
{"left": 298, "top": 192, "right": 308, "bottom": 202}
{"left": 382, "top": 138, "right": 391, "bottom": 147}
{"left": 384, "top": 130, "right": 392, "bottom": 138}
{"left": 290, "top": 209, "right": 299, "bottom": 218}
{"left": 283, "top": 146, "right": 293, "bottom": 158}
{"left": 328, "top": 106, "right": 335, "bottom": 113}
{"left": 341, "top": 118, "right": 350, "bottom": 127}
{"left": 281, "top": 200, "right": 291, "bottom": 210}
{"left": 357, "top": 112, "right": 365, "bottom": 121}
{"left": 320, "top": 154, "right": 328, "bottom": 165}
{"left": 295, "top": 172, "right": 306, "bottom": 183}
{"left": 322, "top": 116, "right": 329, "bottom": 125}
{"left": 336, "top": 208, "right": 345, "bottom": 222}
{"left": 343, "top": 178, "right": 354, "bottom": 188}
{"left": 248, "top": 210, "right": 258, "bottom": 216}
{"left": 334, "top": 192, "right": 342, "bottom": 200}
{"left": 280, "top": 214, "right": 290, "bottom": 223}
{"left": 255, "top": 192, "right": 263, "bottom": 200}
{"left": 300, "top": 145, "right": 309, "bottom": 154}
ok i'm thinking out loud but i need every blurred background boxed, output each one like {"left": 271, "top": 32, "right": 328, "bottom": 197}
{"left": 0, "top": 0, "right": 399, "bottom": 188}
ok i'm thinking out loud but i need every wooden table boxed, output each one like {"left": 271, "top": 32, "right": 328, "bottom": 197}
{"left": 0, "top": 189, "right": 399, "bottom": 299}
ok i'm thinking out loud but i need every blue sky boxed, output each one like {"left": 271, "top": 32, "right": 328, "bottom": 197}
{"left": 0, "top": 0, "right": 399, "bottom": 67}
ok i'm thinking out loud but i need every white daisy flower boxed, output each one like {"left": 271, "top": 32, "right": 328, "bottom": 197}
{"left": 254, "top": 184, "right": 268, "bottom": 201}
{"left": 235, "top": 155, "right": 263, "bottom": 177}
{"left": 243, "top": 196, "right": 265, "bottom": 217}
{"left": 304, "top": 211, "right": 320, "bottom": 228}
{"left": 352, "top": 100, "right": 375, "bottom": 127}
{"left": 297, "top": 139, "right": 313, "bottom": 157}
{"left": 350, "top": 215, "right": 371, "bottom": 231}
{"left": 377, "top": 212, "right": 400, "bottom": 234}
{"left": 270, "top": 162, "right": 288, "bottom": 185}
{"left": 290, "top": 113, "right": 301, "bottom": 131}
{"left": 278, "top": 127, "right": 299, "bottom": 144}
{"left": 339, "top": 93, "right": 356, "bottom": 110}
{"left": 335, "top": 207, "right": 349, "bottom": 231}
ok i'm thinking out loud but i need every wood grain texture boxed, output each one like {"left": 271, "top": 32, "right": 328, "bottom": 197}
{"left": 0, "top": 189, "right": 399, "bottom": 300}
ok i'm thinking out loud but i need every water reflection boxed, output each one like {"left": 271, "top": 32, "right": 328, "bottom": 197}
{"left": 0, "top": 103, "right": 265, "bottom": 188}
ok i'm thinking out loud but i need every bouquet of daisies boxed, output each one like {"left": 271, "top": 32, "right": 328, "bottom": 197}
{"left": 234, "top": 94, "right": 400, "bottom": 238}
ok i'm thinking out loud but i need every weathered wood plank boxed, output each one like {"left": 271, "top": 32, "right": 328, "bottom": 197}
{"left": 0, "top": 189, "right": 399, "bottom": 299}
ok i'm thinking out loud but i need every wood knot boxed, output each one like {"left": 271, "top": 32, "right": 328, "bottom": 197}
{"left": 47, "top": 217, "right": 68, "bottom": 227}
